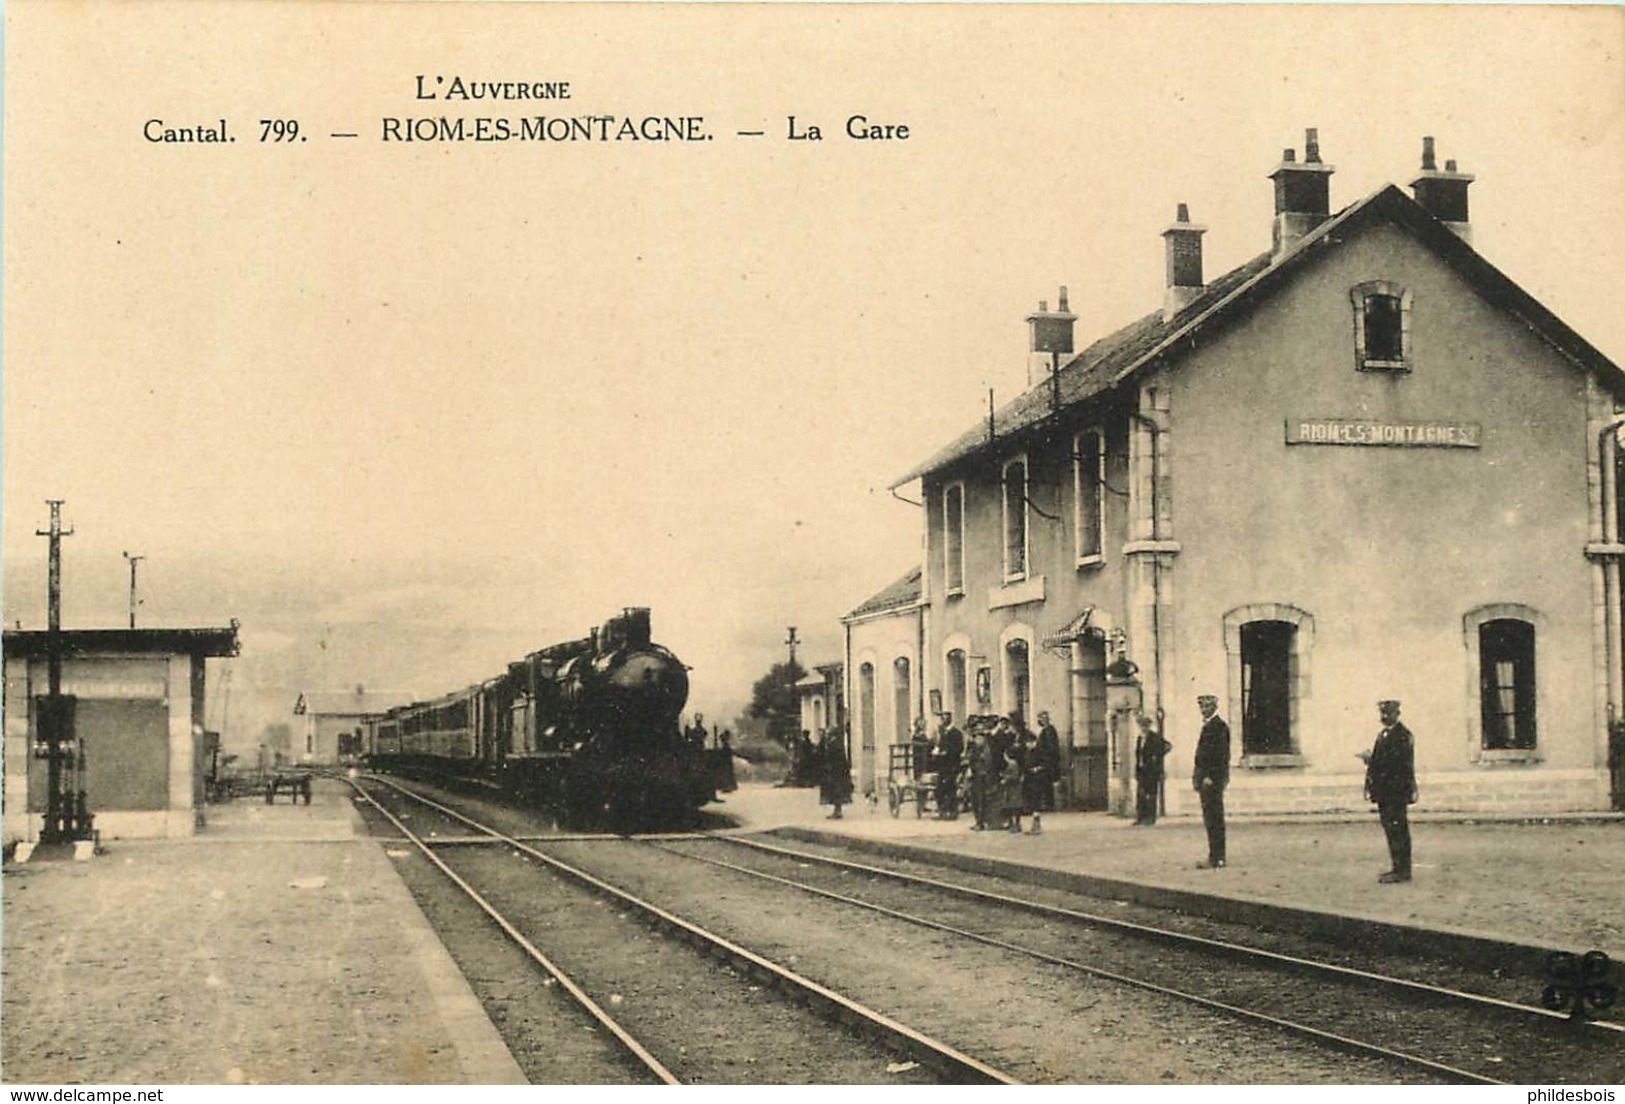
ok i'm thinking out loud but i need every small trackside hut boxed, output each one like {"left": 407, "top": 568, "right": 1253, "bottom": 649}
{"left": 3, "top": 624, "right": 241, "bottom": 843}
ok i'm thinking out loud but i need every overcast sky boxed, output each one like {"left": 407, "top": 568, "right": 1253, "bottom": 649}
{"left": 5, "top": 3, "right": 1623, "bottom": 749}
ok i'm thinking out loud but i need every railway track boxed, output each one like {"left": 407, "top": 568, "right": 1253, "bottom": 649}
{"left": 351, "top": 773, "right": 1620, "bottom": 1084}
{"left": 345, "top": 773, "right": 1018, "bottom": 1085}
{"left": 641, "top": 833, "right": 1624, "bottom": 1086}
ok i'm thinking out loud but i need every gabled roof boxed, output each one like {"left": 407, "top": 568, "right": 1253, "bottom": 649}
{"left": 893, "top": 184, "right": 1625, "bottom": 487}
{"left": 297, "top": 690, "right": 406, "bottom": 717}
{"left": 843, "top": 566, "right": 922, "bottom": 621}
{"left": 796, "top": 661, "right": 843, "bottom": 691}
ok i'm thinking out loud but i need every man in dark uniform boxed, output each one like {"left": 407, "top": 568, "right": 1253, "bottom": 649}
{"left": 933, "top": 712, "right": 964, "bottom": 819}
{"left": 1359, "top": 699, "right": 1417, "bottom": 883}
{"left": 1192, "top": 694, "right": 1229, "bottom": 868}
{"left": 1032, "top": 711, "right": 1062, "bottom": 817}
{"left": 1133, "top": 710, "right": 1172, "bottom": 826}
{"left": 967, "top": 723, "right": 996, "bottom": 831}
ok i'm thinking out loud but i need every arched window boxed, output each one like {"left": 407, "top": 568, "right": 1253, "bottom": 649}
{"left": 1004, "top": 638, "right": 1031, "bottom": 725}
{"left": 943, "top": 483, "right": 966, "bottom": 596}
{"left": 1223, "top": 604, "right": 1315, "bottom": 764}
{"left": 946, "top": 649, "right": 968, "bottom": 722}
{"left": 1351, "top": 281, "right": 1413, "bottom": 372}
{"left": 1480, "top": 620, "right": 1535, "bottom": 749}
{"left": 1002, "top": 457, "right": 1029, "bottom": 581}
{"left": 1463, "top": 607, "right": 1541, "bottom": 756}
{"left": 893, "top": 656, "right": 912, "bottom": 745}
{"left": 858, "top": 663, "right": 876, "bottom": 754}
{"left": 1074, "top": 429, "right": 1105, "bottom": 564}
{"left": 1241, "top": 621, "right": 1295, "bottom": 755}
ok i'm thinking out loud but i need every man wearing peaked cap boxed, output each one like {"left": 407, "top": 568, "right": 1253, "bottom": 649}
{"left": 1192, "top": 695, "right": 1230, "bottom": 869}
{"left": 1359, "top": 699, "right": 1417, "bottom": 883}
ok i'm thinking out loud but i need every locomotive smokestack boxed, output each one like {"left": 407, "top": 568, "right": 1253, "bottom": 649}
{"left": 620, "top": 607, "right": 652, "bottom": 649}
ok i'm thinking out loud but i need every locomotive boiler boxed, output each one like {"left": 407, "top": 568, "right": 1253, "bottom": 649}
{"left": 364, "top": 608, "right": 733, "bottom": 827}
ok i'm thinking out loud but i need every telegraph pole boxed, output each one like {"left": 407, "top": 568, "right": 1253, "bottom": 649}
{"left": 35, "top": 500, "right": 87, "bottom": 843}
{"left": 784, "top": 626, "right": 800, "bottom": 669}
{"left": 122, "top": 551, "right": 145, "bottom": 629}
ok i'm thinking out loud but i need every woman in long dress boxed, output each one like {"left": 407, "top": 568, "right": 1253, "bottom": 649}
{"left": 998, "top": 721, "right": 1030, "bottom": 833}
{"left": 818, "top": 728, "right": 854, "bottom": 819}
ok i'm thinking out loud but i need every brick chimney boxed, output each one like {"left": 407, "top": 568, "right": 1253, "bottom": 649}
{"left": 1269, "top": 127, "right": 1335, "bottom": 259}
{"left": 1026, "top": 286, "right": 1076, "bottom": 387}
{"left": 1410, "top": 136, "right": 1474, "bottom": 245}
{"left": 1162, "top": 203, "right": 1206, "bottom": 322}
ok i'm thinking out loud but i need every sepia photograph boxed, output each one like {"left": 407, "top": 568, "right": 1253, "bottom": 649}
{"left": 3, "top": 0, "right": 1624, "bottom": 1090}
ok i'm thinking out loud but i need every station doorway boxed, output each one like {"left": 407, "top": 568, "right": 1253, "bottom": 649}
{"left": 1068, "top": 637, "right": 1109, "bottom": 810}
{"left": 1241, "top": 620, "right": 1295, "bottom": 755}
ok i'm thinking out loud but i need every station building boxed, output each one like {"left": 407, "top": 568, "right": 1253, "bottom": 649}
{"left": 840, "top": 567, "right": 925, "bottom": 799}
{"left": 294, "top": 688, "right": 398, "bottom": 765}
{"left": 2, "top": 624, "right": 241, "bottom": 843}
{"left": 891, "top": 131, "right": 1625, "bottom": 816}
{"left": 795, "top": 662, "right": 845, "bottom": 744}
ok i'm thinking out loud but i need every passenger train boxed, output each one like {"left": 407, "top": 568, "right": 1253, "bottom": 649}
{"left": 363, "top": 608, "right": 734, "bottom": 826}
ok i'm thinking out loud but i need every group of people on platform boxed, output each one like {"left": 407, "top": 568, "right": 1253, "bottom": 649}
{"left": 793, "top": 689, "right": 1417, "bottom": 891}
{"left": 896, "top": 711, "right": 1064, "bottom": 833}
{"left": 959, "top": 711, "right": 1063, "bottom": 834}
{"left": 798, "top": 693, "right": 1417, "bottom": 885}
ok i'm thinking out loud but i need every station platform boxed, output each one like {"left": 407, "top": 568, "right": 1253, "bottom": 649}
{"left": 719, "top": 782, "right": 1625, "bottom": 963}
{"left": 7, "top": 777, "right": 1619, "bottom": 1084}
{"left": 1, "top": 777, "right": 526, "bottom": 1085}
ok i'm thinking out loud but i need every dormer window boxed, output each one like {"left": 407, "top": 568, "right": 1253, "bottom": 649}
{"left": 1351, "top": 281, "right": 1413, "bottom": 371}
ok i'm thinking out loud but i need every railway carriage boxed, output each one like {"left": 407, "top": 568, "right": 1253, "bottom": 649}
{"left": 362, "top": 714, "right": 399, "bottom": 760}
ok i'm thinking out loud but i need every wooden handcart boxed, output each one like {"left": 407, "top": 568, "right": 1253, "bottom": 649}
{"left": 265, "top": 770, "right": 313, "bottom": 805}
{"left": 885, "top": 744, "right": 964, "bottom": 818}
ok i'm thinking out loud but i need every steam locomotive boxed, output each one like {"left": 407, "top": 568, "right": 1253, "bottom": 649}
{"left": 363, "top": 608, "right": 734, "bottom": 826}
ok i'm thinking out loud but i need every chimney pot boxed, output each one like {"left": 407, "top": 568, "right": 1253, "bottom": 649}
{"left": 1283, "top": 148, "right": 1296, "bottom": 163}
{"left": 1026, "top": 288, "right": 1076, "bottom": 385}
{"left": 1269, "top": 129, "right": 1334, "bottom": 258}
{"left": 1410, "top": 141, "right": 1474, "bottom": 243}
{"left": 1162, "top": 203, "right": 1207, "bottom": 321}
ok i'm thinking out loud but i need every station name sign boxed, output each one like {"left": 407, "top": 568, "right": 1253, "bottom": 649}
{"left": 1286, "top": 418, "right": 1481, "bottom": 449}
